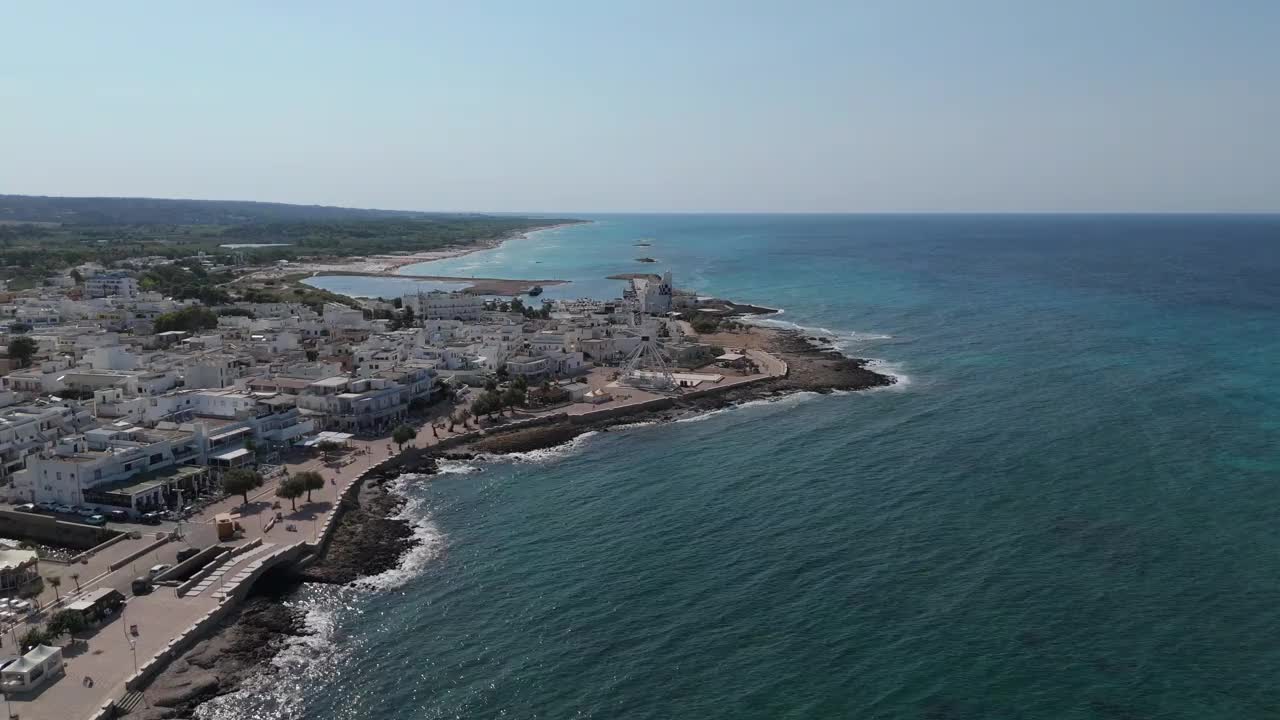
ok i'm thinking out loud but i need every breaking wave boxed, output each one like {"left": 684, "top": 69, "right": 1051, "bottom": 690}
{"left": 356, "top": 474, "right": 447, "bottom": 591}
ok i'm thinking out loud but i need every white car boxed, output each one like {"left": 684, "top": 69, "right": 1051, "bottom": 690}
{"left": 148, "top": 564, "right": 172, "bottom": 578}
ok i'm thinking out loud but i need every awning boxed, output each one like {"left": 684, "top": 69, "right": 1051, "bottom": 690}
{"left": 208, "top": 427, "right": 252, "bottom": 443}
{"left": 214, "top": 448, "right": 251, "bottom": 461}
{"left": 295, "top": 431, "right": 354, "bottom": 447}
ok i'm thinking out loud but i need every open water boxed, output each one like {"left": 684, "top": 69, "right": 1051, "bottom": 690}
{"left": 201, "top": 214, "right": 1280, "bottom": 719}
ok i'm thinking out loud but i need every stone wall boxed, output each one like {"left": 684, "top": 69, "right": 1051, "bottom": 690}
{"left": 0, "top": 509, "right": 121, "bottom": 550}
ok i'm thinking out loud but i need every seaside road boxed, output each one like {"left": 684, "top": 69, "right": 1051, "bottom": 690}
{"left": 8, "top": 589, "right": 221, "bottom": 720}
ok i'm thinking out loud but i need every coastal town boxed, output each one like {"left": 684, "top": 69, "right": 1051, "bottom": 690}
{"left": 0, "top": 248, "right": 893, "bottom": 719}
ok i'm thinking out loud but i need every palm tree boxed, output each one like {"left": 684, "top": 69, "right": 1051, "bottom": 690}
{"left": 47, "top": 575, "right": 62, "bottom": 601}
{"left": 70, "top": 572, "right": 81, "bottom": 592}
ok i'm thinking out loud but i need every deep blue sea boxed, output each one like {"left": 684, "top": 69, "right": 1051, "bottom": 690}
{"left": 212, "top": 215, "right": 1280, "bottom": 720}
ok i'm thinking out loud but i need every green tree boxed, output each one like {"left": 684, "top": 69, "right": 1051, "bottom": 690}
{"left": 69, "top": 268, "right": 84, "bottom": 284}
{"left": 456, "top": 407, "right": 473, "bottom": 428}
{"left": 20, "top": 627, "right": 48, "bottom": 650}
{"left": 316, "top": 440, "right": 341, "bottom": 460}
{"left": 501, "top": 386, "right": 526, "bottom": 414}
{"left": 7, "top": 335, "right": 38, "bottom": 368}
{"left": 275, "top": 476, "right": 305, "bottom": 511}
{"left": 295, "top": 470, "right": 325, "bottom": 502}
{"left": 153, "top": 306, "right": 219, "bottom": 333}
{"left": 474, "top": 390, "right": 503, "bottom": 420}
{"left": 47, "top": 609, "right": 88, "bottom": 637}
{"left": 392, "top": 424, "right": 416, "bottom": 450}
{"left": 222, "top": 469, "right": 264, "bottom": 507}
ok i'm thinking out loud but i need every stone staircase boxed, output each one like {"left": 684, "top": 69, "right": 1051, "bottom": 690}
{"left": 116, "top": 690, "right": 146, "bottom": 714}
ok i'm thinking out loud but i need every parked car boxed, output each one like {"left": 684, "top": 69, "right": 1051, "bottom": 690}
{"left": 139, "top": 512, "right": 162, "bottom": 525}
{"left": 13, "top": 504, "right": 35, "bottom": 513}
{"left": 84, "top": 514, "right": 107, "bottom": 526}
{"left": 76, "top": 507, "right": 98, "bottom": 518}
{"left": 147, "top": 564, "right": 172, "bottom": 578}
{"left": 108, "top": 509, "right": 130, "bottom": 521}
{"left": 34, "top": 502, "right": 56, "bottom": 512}
{"left": 54, "top": 504, "right": 74, "bottom": 514}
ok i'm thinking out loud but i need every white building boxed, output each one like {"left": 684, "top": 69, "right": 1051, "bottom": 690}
{"left": 403, "top": 290, "right": 485, "bottom": 321}
{"left": 0, "top": 401, "right": 92, "bottom": 483}
{"left": 628, "top": 272, "right": 673, "bottom": 315}
{"left": 85, "top": 272, "right": 139, "bottom": 299}
{"left": 13, "top": 425, "right": 209, "bottom": 510}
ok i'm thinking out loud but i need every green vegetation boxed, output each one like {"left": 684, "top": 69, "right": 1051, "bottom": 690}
{"left": 295, "top": 470, "right": 325, "bottom": 502}
{"left": 46, "top": 608, "right": 89, "bottom": 637}
{"left": 6, "top": 335, "right": 38, "bottom": 368}
{"left": 153, "top": 306, "right": 219, "bottom": 333}
{"left": 0, "top": 195, "right": 576, "bottom": 282}
{"left": 392, "top": 424, "right": 416, "bottom": 450}
{"left": 689, "top": 313, "right": 720, "bottom": 334}
{"left": 139, "top": 260, "right": 233, "bottom": 304}
{"left": 223, "top": 469, "right": 264, "bottom": 506}
{"left": 20, "top": 626, "right": 50, "bottom": 650}
{"left": 275, "top": 475, "right": 305, "bottom": 510}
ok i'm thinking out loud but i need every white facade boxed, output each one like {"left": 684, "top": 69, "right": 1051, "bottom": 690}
{"left": 86, "top": 272, "right": 139, "bottom": 299}
{"left": 403, "top": 291, "right": 485, "bottom": 321}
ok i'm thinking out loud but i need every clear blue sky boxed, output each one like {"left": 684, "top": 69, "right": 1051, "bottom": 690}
{"left": 2, "top": 1, "right": 1276, "bottom": 212}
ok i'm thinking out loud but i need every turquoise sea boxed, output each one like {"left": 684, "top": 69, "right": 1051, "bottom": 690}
{"left": 207, "top": 215, "right": 1280, "bottom": 719}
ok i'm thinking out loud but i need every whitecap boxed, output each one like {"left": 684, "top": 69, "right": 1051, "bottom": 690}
{"left": 355, "top": 474, "right": 447, "bottom": 591}
{"left": 473, "top": 430, "right": 601, "bottom": 465}
{"left": 676, "top": 391, "right": 825, "bottom": 423}
{"left": 866, "top": 359, "right": 912, "bottom": 389}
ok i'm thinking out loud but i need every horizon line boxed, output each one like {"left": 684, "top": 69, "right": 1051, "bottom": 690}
{"left": 3, "top": 192, "right": 1278, "bottom": 217}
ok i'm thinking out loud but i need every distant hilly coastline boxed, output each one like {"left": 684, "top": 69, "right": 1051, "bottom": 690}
{"left": 0, "top": 194, "right": 581, "bottom": 283}
{"left": 0, "top": 194, "right": 493, "bottom": 226}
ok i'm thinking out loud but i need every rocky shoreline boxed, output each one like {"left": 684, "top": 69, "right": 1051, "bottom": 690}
{"left": 136, "top": 465, "right": 432, "bottom": 718}
{"left": 131, "top": 322, "right": 892, "bottom": 718}
{"left": 447, "top": 326, "right": 894, "bottom": 457}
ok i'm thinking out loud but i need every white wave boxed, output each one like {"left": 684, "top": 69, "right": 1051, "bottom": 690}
{"left": 607, "top": 419, "right": 664, "bottom": 431}
{"left": 866, "top": 359, "right": 912, "bottom": 389}
{"left": 473, "top": 430, "right": 601, "bottom": 465}
{"left": 194, "top": 595, "right": 345, "bottom": 720}
{"left": 355, "top": 474, "right": 446, "bottom": 591}
{"left": 434, "top": 460, "right": 483, "bottom": 475}
{"left": 676, "top": 391, "right": 824, "bottom": 423}
{"left": 743, "top": 314, "right": 893, "bottom": 352}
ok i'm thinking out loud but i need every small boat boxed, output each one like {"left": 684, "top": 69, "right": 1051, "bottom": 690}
{"left": 528, "top": 285, "right": 544, "bottom": 296}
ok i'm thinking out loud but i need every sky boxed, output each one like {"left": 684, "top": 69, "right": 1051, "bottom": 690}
{"left": 1, "top": 1, "right": 1277, "bottom": 213}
